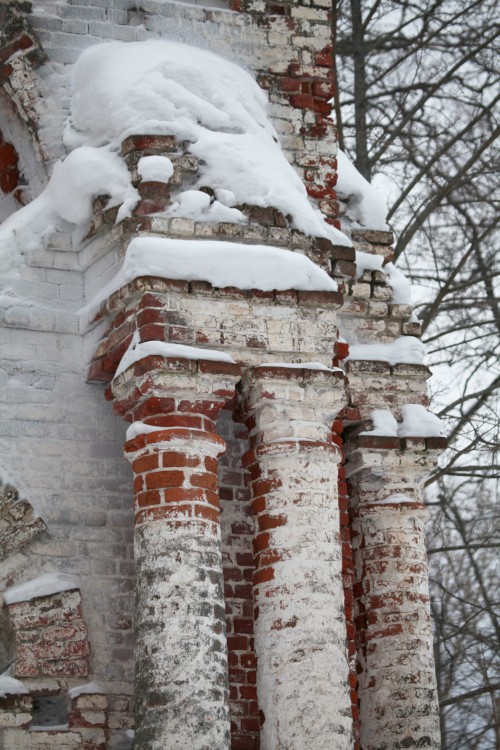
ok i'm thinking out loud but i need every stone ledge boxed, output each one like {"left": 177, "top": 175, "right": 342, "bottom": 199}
{"left": 345, "top": 360, "right": 431, "bottom": 378}
{"left": 94, "top": 276, "right": 343, "bottom": 322}
{"left": 349, "top": 435, "right": 447, "bottom": 452}
{"left": 243, "top": 364, "right": 344, "bottom": 383}
{"left": 105, "top": 355, "right": 242, "bottom": 398}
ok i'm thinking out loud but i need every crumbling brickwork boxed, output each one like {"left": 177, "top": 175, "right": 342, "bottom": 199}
{"left": 0, "top": 2, "right": 443, "bottom": 749}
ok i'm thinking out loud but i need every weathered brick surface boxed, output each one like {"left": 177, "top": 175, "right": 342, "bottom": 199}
{"left": 351, "top": 501, "right": 440, "bottom": 750}
{"left": 0, "top": 481, "right": 47, "bottom": 559}
{"left": 0, "top": 689, "right": 109, "bottom": 750}
{"left": 112, "top": 366, "right": 241, "bottom": 749}
{"left": 0, "top": 2, "right": 445, "bottom": 748}
{"left": 7, "top": 588, "right": 90, "bottom": 677}
{"left": 89, "top": 277, "right": 340, "bottom": 384}
{"left": 240, "top": 369, "right": 352, "bottom": 749}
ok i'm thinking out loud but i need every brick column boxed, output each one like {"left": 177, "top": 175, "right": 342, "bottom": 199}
{"left": 240, "top": 366, "right": 353, "bottom": 750}
{"left": 347, "top": 436, "right": 444, "bottom": 750}
{"left": 107, "top": 354, "right": 241, "bottom": 750}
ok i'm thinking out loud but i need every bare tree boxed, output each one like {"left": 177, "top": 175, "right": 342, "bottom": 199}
{"left": 333, "top": 2, "right": 500, "bottom": 747}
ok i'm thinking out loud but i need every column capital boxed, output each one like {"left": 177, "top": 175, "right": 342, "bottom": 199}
{"left": 242, "top": 438, "right": 342, "bottom": 466}
{"left": 124, "top": 425, "right": 226, "bottom": 458}
{"left": 239, "top": 364, "right": 347, "bottom": 446}
{"left": 105, "top": 354, "right": 241, "bottom": 431}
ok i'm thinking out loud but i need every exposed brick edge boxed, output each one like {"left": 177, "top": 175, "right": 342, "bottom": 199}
{"left": 333, "top": 413, "right": 360, "bottom": 749}
{"left": 88, "top": 282, "right": 343, "bottom": 384}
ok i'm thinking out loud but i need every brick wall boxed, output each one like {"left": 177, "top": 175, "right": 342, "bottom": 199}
{"left": 0, "top": 2, "right": 442, "bottom": 748}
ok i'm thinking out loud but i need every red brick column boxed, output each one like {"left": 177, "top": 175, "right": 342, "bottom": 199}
{"left": 107, "top": 355, "right": 241, "bottom": 750}
{"left": 240, "top": 366, "right": 353, "bottom": 750}
{"left": 353, "top": 501, "right": 440, "bottom": 750}
{"left": 346, "top": 436, "right": 443, "bottom": 750}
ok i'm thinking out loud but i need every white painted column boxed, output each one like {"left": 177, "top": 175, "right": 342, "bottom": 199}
{"left": 241, "top": 366, "right": 353, "bottom": 750}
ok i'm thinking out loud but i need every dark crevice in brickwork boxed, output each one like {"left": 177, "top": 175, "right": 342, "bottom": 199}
{"left": 0, "top": 130, "right": 24, "bottom": 201}
{"left": 218, "top": 409, "right": 259, "bottom": 750}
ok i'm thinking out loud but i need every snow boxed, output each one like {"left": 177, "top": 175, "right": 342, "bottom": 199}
{"left": 3, "top": 572, "right": 79, "bottom": 605}
{"left": 0, "top": 674, "right": 29, "bottom": 698}
{"left": 163, "top": 190, "right": 246, "bottom": 224}
{"left": 399, "top": 404, "right": 443, "bottom": 437}
{"left": 347, "top": 336, "right": 425, "bottom": 365}
{"left": 126, "top": 421, "right": 165, "bottom": 441}
{"left": 360, "top": 405, "right": 442, "bottom": 438}
{"left": 355, "top": 250, "right": 384, "bottom": 278}
{"left": 0, "top": 147, "right": 138, "bottom": 281}
{"left": 65, "top": 40, "right": 350, "bottom": 246}
{"left": 137, "top": 155, "right": 174, "bottom": 184}
{"left": 115, "top": 332, "right": 236, "bottom": 378}
{"left": 355, "top": 253, "right": 411, "bottom": 304}
{"left": 360, "top": 409, "right": 398, "bottom": 436}
{"left": 29, "top": 725, "right": 69, "bottom": 732}
{"left": 371, "top": 493, "right": 415, "bottom": 504}
{"left": 385, "top": 262, "right": 412, "bottom": 304}
{"left": 90, "top": 237, "right": 337, "bottom": 315}
{"left": 336, "top": 150, "right": 389, "bottom": 231}
{"left": 68, "top": 681, "right": 106, "bottom": 699}
{"left": 0, "top": 39, "right": 352, "bottom": 284}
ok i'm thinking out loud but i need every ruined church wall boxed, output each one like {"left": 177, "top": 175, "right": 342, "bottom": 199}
{"left": 0, "top": 2, "right": 442, "bottom": 749}
{"left": 0, "top": 2, "right": 338, "bottom": 747}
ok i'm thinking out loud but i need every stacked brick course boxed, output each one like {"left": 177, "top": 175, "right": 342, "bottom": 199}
{"left": 0, "top": 1, "right": 443, "bottom": 748}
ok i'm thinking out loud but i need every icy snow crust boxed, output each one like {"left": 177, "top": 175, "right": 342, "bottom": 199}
{"left": 115, "top": 333, "right": 236, "bottom": 378}
{"left": 336, "top": 150, "right": 389, "bottom": 231}
{"left": 361, "top": 407, "right": 443, "bottom": 438}
{"left": 90, "top": 237, "right": 337, "bottom": 316}
{"left": 3, "top": 572, "right": 79, "bottom": 605}
{"left": 68, "top": 681, "right": 106, "bottom": 699}
{"left": 66, "top": 40, "right": 350, "bottom": 246}
{"left": 0, "top": 675, "right": 29, "bottom": 698}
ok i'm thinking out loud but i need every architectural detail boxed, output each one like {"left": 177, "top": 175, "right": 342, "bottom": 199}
{"left": 0, "top": 685, "right": 109, "bottom": 748}
{"left": 108, "top": 354, "right": 241, "bottom": 749}
{"left": 241, "top": 367, "right": 352, "bottom": 749}
{"left": 7, "top": 587, "right": 90, "bottom": 678}
{"left": 347, "top": 435, "right": 444, "bottom": 750}
{"left": 0, "top": 482, "right": 47, "bottom": 560}
{"left": 0, "top": 2, "right": 444, "bottom": 749}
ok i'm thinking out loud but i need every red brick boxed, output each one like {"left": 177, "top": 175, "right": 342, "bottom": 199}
{"left": 193, "top": 503, "right": 219, "bottom": 523}
{"left": 136, "top": 490, "right": 162, "bottom": 508}
{"left": 253, "top": 567, "right": 274, "bottom": 585}
{"left": 133, "top": 454, "right": 160, "bottom": 473}
{"left": 146, "top": 470, "right": 184, "bottom": 489}
{"left": 258, "top": 513, "right": 287, "bottom": 531}
{"left": 190, "top": 472, "right": 218, "bottom": 490}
